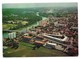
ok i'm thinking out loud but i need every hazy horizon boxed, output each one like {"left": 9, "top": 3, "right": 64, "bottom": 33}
{"left": 2, "top": 3, "right": 77, "bottom": 8}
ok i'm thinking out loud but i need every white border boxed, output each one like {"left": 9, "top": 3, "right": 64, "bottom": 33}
{"left": 0, "top": 0, "right": 80, "bottom": 59}
{"left": 2, "top": 0, "right": 79, "bottom": 3}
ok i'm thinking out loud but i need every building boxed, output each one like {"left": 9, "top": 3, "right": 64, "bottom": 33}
{"left": 39, "top": 17, "right": 49, "bottom": 27}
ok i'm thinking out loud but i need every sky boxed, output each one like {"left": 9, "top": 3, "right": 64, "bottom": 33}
{"left": 2, "top": 3, "right": 77, "bottom": 8}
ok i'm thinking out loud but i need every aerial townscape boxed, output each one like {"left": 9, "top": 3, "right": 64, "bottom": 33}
{"left": 2, "top": 3, "right": 78, "bottom": 57}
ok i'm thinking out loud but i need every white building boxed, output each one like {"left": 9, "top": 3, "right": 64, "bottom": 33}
{"left": 8, "top": 32, "right": 16, "bottom": 39}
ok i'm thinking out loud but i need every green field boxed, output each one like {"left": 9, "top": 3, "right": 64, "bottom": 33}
{"left": 3, "top": 42, "right": 67, "bottom": 57}
{"left": 3, "top": 24, "right": 17, "bottom": 30}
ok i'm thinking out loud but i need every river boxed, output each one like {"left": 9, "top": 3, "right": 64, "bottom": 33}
{"left": 3, "top": 12, "right": 48, "bottom": 39}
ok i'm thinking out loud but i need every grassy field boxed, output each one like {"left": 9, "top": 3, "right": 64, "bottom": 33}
{"left": 3, "top": 42, "right": 67, "bottom": 57}
{"left": 3, "top": 24, "right": 17, "bottom": 30}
